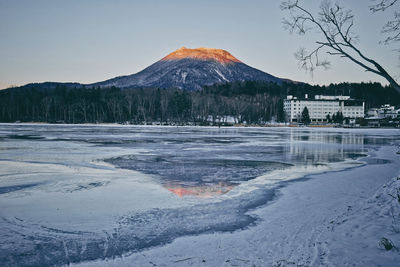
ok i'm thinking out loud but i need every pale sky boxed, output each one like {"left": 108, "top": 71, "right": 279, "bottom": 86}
{"left": 0, "top": 0, "right": 398, "bottom": 89}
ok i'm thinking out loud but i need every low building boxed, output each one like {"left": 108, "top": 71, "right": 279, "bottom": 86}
{"left": 365, "top": 104, "right": 400, "bottom": 127}
{"left": 283, "top": 94, "right": 365, "bottom": 123}
{"left": 367, "top": 104, "right": 399, "bottom": 119}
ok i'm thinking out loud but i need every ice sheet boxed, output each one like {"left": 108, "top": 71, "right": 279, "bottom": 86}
{"left": 0, "top": 124, "right": 398, "bottom": 266}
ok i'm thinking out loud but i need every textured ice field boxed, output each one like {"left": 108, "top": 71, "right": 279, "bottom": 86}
{"left": 0, "top": 124, "right": 398, "bottom": 266}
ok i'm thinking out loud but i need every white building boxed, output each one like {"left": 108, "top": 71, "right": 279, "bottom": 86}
{"left": 367, "top": 104, "right": 399, "bottom": 119}
{"left": 283, "top": 95, "right": 365, "bottom": 123}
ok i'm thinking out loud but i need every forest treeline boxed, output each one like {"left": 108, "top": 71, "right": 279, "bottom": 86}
{"left": 0, "top": 81, "right": 399, "bottom": 124}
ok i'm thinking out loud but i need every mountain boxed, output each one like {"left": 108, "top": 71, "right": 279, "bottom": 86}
{"left": 91, "top": 47, "right": 286, "bottom": 91}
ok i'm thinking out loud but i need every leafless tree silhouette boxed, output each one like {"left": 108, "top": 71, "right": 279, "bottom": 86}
{"left": 281, "top": 0, "right": 400, "bottom": 93}
{"left": 370, "top": 0, "right": 400, "bottom": 44}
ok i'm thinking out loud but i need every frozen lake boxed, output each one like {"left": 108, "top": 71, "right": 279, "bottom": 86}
{"left": 0, "top": 124, "right": 398, "bottom": 266}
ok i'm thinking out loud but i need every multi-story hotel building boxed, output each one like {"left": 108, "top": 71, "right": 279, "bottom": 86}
{"left": 283, "top": 95, "right": 365, "bottom": 123}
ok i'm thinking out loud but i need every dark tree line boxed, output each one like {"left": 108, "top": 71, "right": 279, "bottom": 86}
{"left": 0, "top": 81, "right": 399, "bottom": 124}
{"left": 326, "top": 112, "right": 344, "bottom": 124}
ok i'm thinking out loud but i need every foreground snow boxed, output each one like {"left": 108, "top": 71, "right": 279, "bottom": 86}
{"left": 76, "top": 145, "right": 400, "bottom": 267}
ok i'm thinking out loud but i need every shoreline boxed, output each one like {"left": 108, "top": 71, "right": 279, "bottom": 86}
{"left": 75, "top": 144, "right": 400, "bottom": 267}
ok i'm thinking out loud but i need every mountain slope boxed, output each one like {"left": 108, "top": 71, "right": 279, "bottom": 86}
{"left": 92, "top": 47, "right": 285, "bottom": 90}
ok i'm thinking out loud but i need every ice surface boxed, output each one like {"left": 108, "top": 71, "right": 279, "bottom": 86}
{"left": 0, "top": 124, "right": 399, "bottom": 266}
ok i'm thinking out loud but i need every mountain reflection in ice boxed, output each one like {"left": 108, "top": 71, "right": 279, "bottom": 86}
{"left": 104, "top": 129, "right": 370, "bottom": 196}
{"left": 0, "top": 124, "right": 398, "bottom": 266}
{"left": 166, "top": 182, "right": 234, "bottom": 197}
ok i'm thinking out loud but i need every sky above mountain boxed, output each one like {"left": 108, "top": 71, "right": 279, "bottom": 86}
{"left": 0, "top": 0, "right": 398, "bottom": 89}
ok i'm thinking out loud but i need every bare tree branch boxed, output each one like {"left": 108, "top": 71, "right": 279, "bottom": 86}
{"left": 295, "top": 45, "right": 331, "bottom": 74}
{"left": 371, "top": 0, "right": 400, "bottom": 44}
{"left": 382, "top": 11, "right": 400, "bottom": 43}
{"left": 370, "top": 0, "right": 398, "bottom": 12}
{"left": 281, "top": 0, "right": 400, "bottom": 92}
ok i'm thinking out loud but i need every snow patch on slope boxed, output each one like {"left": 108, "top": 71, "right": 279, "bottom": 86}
{"left": 181, "top": 71, "right": 188, "bottom": 83}
{"left": 214, "top": 69, "right": 229, "bottom": 82}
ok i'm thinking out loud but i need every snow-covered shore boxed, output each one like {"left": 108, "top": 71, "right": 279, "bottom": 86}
{"left": 76, "top": 145, "right": 400, "bottom": 267}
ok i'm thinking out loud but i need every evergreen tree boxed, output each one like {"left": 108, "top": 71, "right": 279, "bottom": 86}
{"left": 336, "top": 111, "right": 344, "bottom": 124}
{"left": 301, "top": 106, "right": 311, "bottom": 125}
{"left": 332, "top": 111, "right": 344, "bottom": 124}
{"left": 326, "top": 114, "right": 331, "bottom": 123}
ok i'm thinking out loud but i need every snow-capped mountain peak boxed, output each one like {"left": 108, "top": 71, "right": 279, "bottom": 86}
{"left": 92, "top": 47, "right": 284, "bottom": 90}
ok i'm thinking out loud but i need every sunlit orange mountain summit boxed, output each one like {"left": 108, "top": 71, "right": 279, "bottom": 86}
{"left": 162, "top": 47, "right": 242, "bottom": 64}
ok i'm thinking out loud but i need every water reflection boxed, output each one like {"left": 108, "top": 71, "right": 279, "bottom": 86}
{"left": 165, "top": 182, "right": 234, "bottom": 198}
{"left": 286, "top": 129, "right": 365, "bottom": 164}
{"left": 107, "top": 154, "right": 290, "bottom": 198}
{"left": 105, "top": 129, "right": 376, "bottom": 198}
